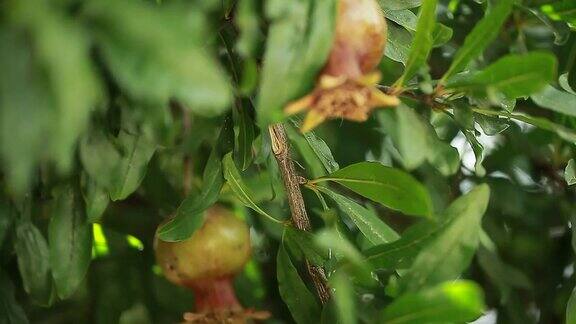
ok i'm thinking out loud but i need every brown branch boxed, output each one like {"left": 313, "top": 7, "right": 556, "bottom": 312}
{"left": 268, "top": 123, "right": 331, "bottom": 304}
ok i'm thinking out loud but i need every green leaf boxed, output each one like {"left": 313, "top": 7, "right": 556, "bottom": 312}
{"left": 49, "top": 186, "right": 93, "bottom": 299}
{"left": 440, "top": 0, "right": 514, "bottom": 83}
{"left": 287, "top": 119, "right": 339, "bottom": 178}
{"left": 314, "top": 162, "right": 434, "bottom": 217}
{"left": 300, "top": 125, "right": 339, "bottom": 174}
{"left": 398, "top": 185, "right": 490, "bottom": 292}
{"left": 20, "top": 2, "right": 102, "bottom": 171}
{"left": 330, "top": 271, "right": 356, "bottom": 324}
{"left": 15, "top": 221, "right": 53, "bottom": 305}
{"left": 108, "top": 131, "right": 157, "bottom": 201}
{"left": 531, "top": 85, "right": 576, "bottom": 118}
{"left": 82, "top": 175, "right": 109, "bottom": 223}
{"left": 432, "top": 23, "right": 453, "bottom": 48}
{"left": 233, "top": 103, "right": 256, "bottom": 170}
{"left": 447, "top": 52, "right": 557, "bottom": 100}
{"left": 284, "top": 227, "right": 328, "bottom": 266}
{"left": 84, "top": 0, "right": 231, "bottom": 115}
{"left": 315, "top": 229, "right": 374, "bottom": 285}
{"left": 380, "top": 280, "right": 485, "bottom": 323}
{"left": 566, "top": 159, "right": 576, "bottom": 186}
{"left": 157, "top": 119, "right": 233, "bottom": 241}
{"left": 0, "top": 200, "right": 14, "bottom": 249}
{"left": 541, "top": 1, "right": 576, "bottom": 26}
{"left": 379, "top": 0, "right": 422, "bottom": 11}
{"left": 0, "top": 30, "right": 54, "bottom": 194}
{"left": 366, "top": 185, "right": 489, "bottom": 272}
{"left": 223, "top": 152, "right": 280, "bottom": 223}
{"left": 257, "top": 0, "right": 337, "bottom": 125}
{"left": 395, "top": 0, "right": 438, "bottom": 86}
{"left": 235, "top": 0, "right": 261, "bottom": 58}
{"left": 0, "top": 269, "right": 29, "bottom": 324}
{"left": 475, "top": 114, "right": 510, "bottom": 136}
{"left": 317, "top": 187, "right": 399, "bottom": 245}
{"left": 277, "top": 244, "right": 321, "bottom": 324}
{"left": 385, "top": 24, "right": 413, "bottom": 64}
{"left": 568, "top": 287, "right": 576, "bottom": 324}
{"left": 463, "top": 129, "right": 486, "bottom": 176}
{"left": 473, "top": 108, "right": 576, "bottom": 143}
{"left": 396, "top": 105, "right": 430, "bottom": 169}
{"left": 384, "top": 9, "right": 417, "bottom": 31}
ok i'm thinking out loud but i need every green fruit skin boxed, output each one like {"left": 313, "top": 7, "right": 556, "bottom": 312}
{"left": 155, "top": 205, "right": 251, "bottom": 288}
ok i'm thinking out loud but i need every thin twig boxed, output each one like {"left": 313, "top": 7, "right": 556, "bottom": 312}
{"left": 268, "top": 123, "right": 331, "bottom": 304}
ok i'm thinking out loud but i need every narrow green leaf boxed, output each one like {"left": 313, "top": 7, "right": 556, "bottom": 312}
{"left": 0, "top": 200, "right": 14, "bottom": 249}
{"left": 440, "top": 0, "right": 514, "bottom": 83}
{"left": 277, "top": 244, "right": 321, "bottom": 324}
{"left": 385, "top": 24, "right": 413, "bottom": 64}
{"left": 300, "top": 126, "right": 339, "bottom": 174}
{"left": 49, "top": 186, "right": 93, "bottom": 299}
{"left": 396, "top": 105, "right": 430, "bottom": 169}
{"left": 0, "top": 269, "right": 29, "bottom": 324}
{"left": 384, "top": 9, "right": 417, "bottom": 31}
{"left": 317, "top": 187, "right": 399, "bottom": 245}
{"left": 15, "top": 221, "right": 53, "bottom": 305}
{"left": 235, "top": 0, "right": 260, "bottom": 58}
{"left": 82, "top": 175, "right": 109, "bottom": 223}
{"left": 223, "top": 153, "right": 280, "bottom": 222}
{"left": 475, "top": 114, "right": 510, "bottom": 136}
{"left": 314, "top": 162, "right": 434, "bottom": 217}
{"left": 399, "top": 185, "right": 490, "bottom": 292}
{"left": 257, "top": 0, "right": 337, "bottom": 125}
{"left": 287, "top": 118, "right": 339, "bottom": 177}
{"left": 473, "top": 108, "right": 576, "bottom": 143}
{"left": 109, "top": 131, "right": 156, "bottom": 201}
{"left": 366, "top": 185, "right": 489, "bottom": 273}
{"left": 234, "top": 103, "right": 256, "bottom": 170}
{"left": 330, "top": 271, "right": 356, "bottom": 324}
{"left": 432, "top": 23, "right": 453, "bottom": 48}
{"left": 566, "top": 159, "right": 576, "bottom": 186}
{"left": 568, "top": 287, "right": 576, "bottom": 324}
{"left": 0, "top": 30, "right": 53, "bottom": 194}
{"left": 463, "top": 129, "right": 486, "bottom": 177}
{"left": 284, "top": 227, "right": 328, "bottom": 266}
{"left": 395, "top": 0, "right": 438, "bottom": 86}
{"left": 158, "top": 119, "right": 233, "bottom": 241}
{"left": 379, "top": 0, "right": 422, "bottom": 11}
{"left": 380, "top": 281, "right": 485, "bottom": 323}
{"left": 315, "top": 229, "right": 375, "bottom": 286}
{"left": 532, "top": 85, "right": 576, "bottom": 118}
{"left": 447, "top": 52, "right": 557, "bottom": 100}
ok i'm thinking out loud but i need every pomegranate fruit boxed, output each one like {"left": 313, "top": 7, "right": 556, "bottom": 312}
{"left": 155, "top": 205, "right": 268, "bottom": 323}
{"left": 285, "top": 0, "right": 399, "bottom": 132}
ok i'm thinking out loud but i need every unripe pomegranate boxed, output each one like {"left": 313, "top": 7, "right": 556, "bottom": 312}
{"left": 155, "top": 205, "right": 268, "bottom": 323}
{"left": 285, "top": 0, "right": 399, "bottom": 132}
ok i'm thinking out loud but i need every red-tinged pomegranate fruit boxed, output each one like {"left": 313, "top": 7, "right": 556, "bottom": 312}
{"left": 155, "top": 206, "right": 269, "bottom": 323}
{"left": 285, "top": 0, "right": 399, "bottom": 132}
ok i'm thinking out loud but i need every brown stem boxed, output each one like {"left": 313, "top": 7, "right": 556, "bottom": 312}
{"left": 268, "top": 123, "right": 331, "bottom": 304}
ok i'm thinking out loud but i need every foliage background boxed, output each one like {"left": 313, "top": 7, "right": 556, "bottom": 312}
{"left": 1, "top": 0, "right": 576, "bottom": 323}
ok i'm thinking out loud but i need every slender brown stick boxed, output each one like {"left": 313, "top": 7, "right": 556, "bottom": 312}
{"left": 268, "top": 123, "right": 331, "bottom": 304}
